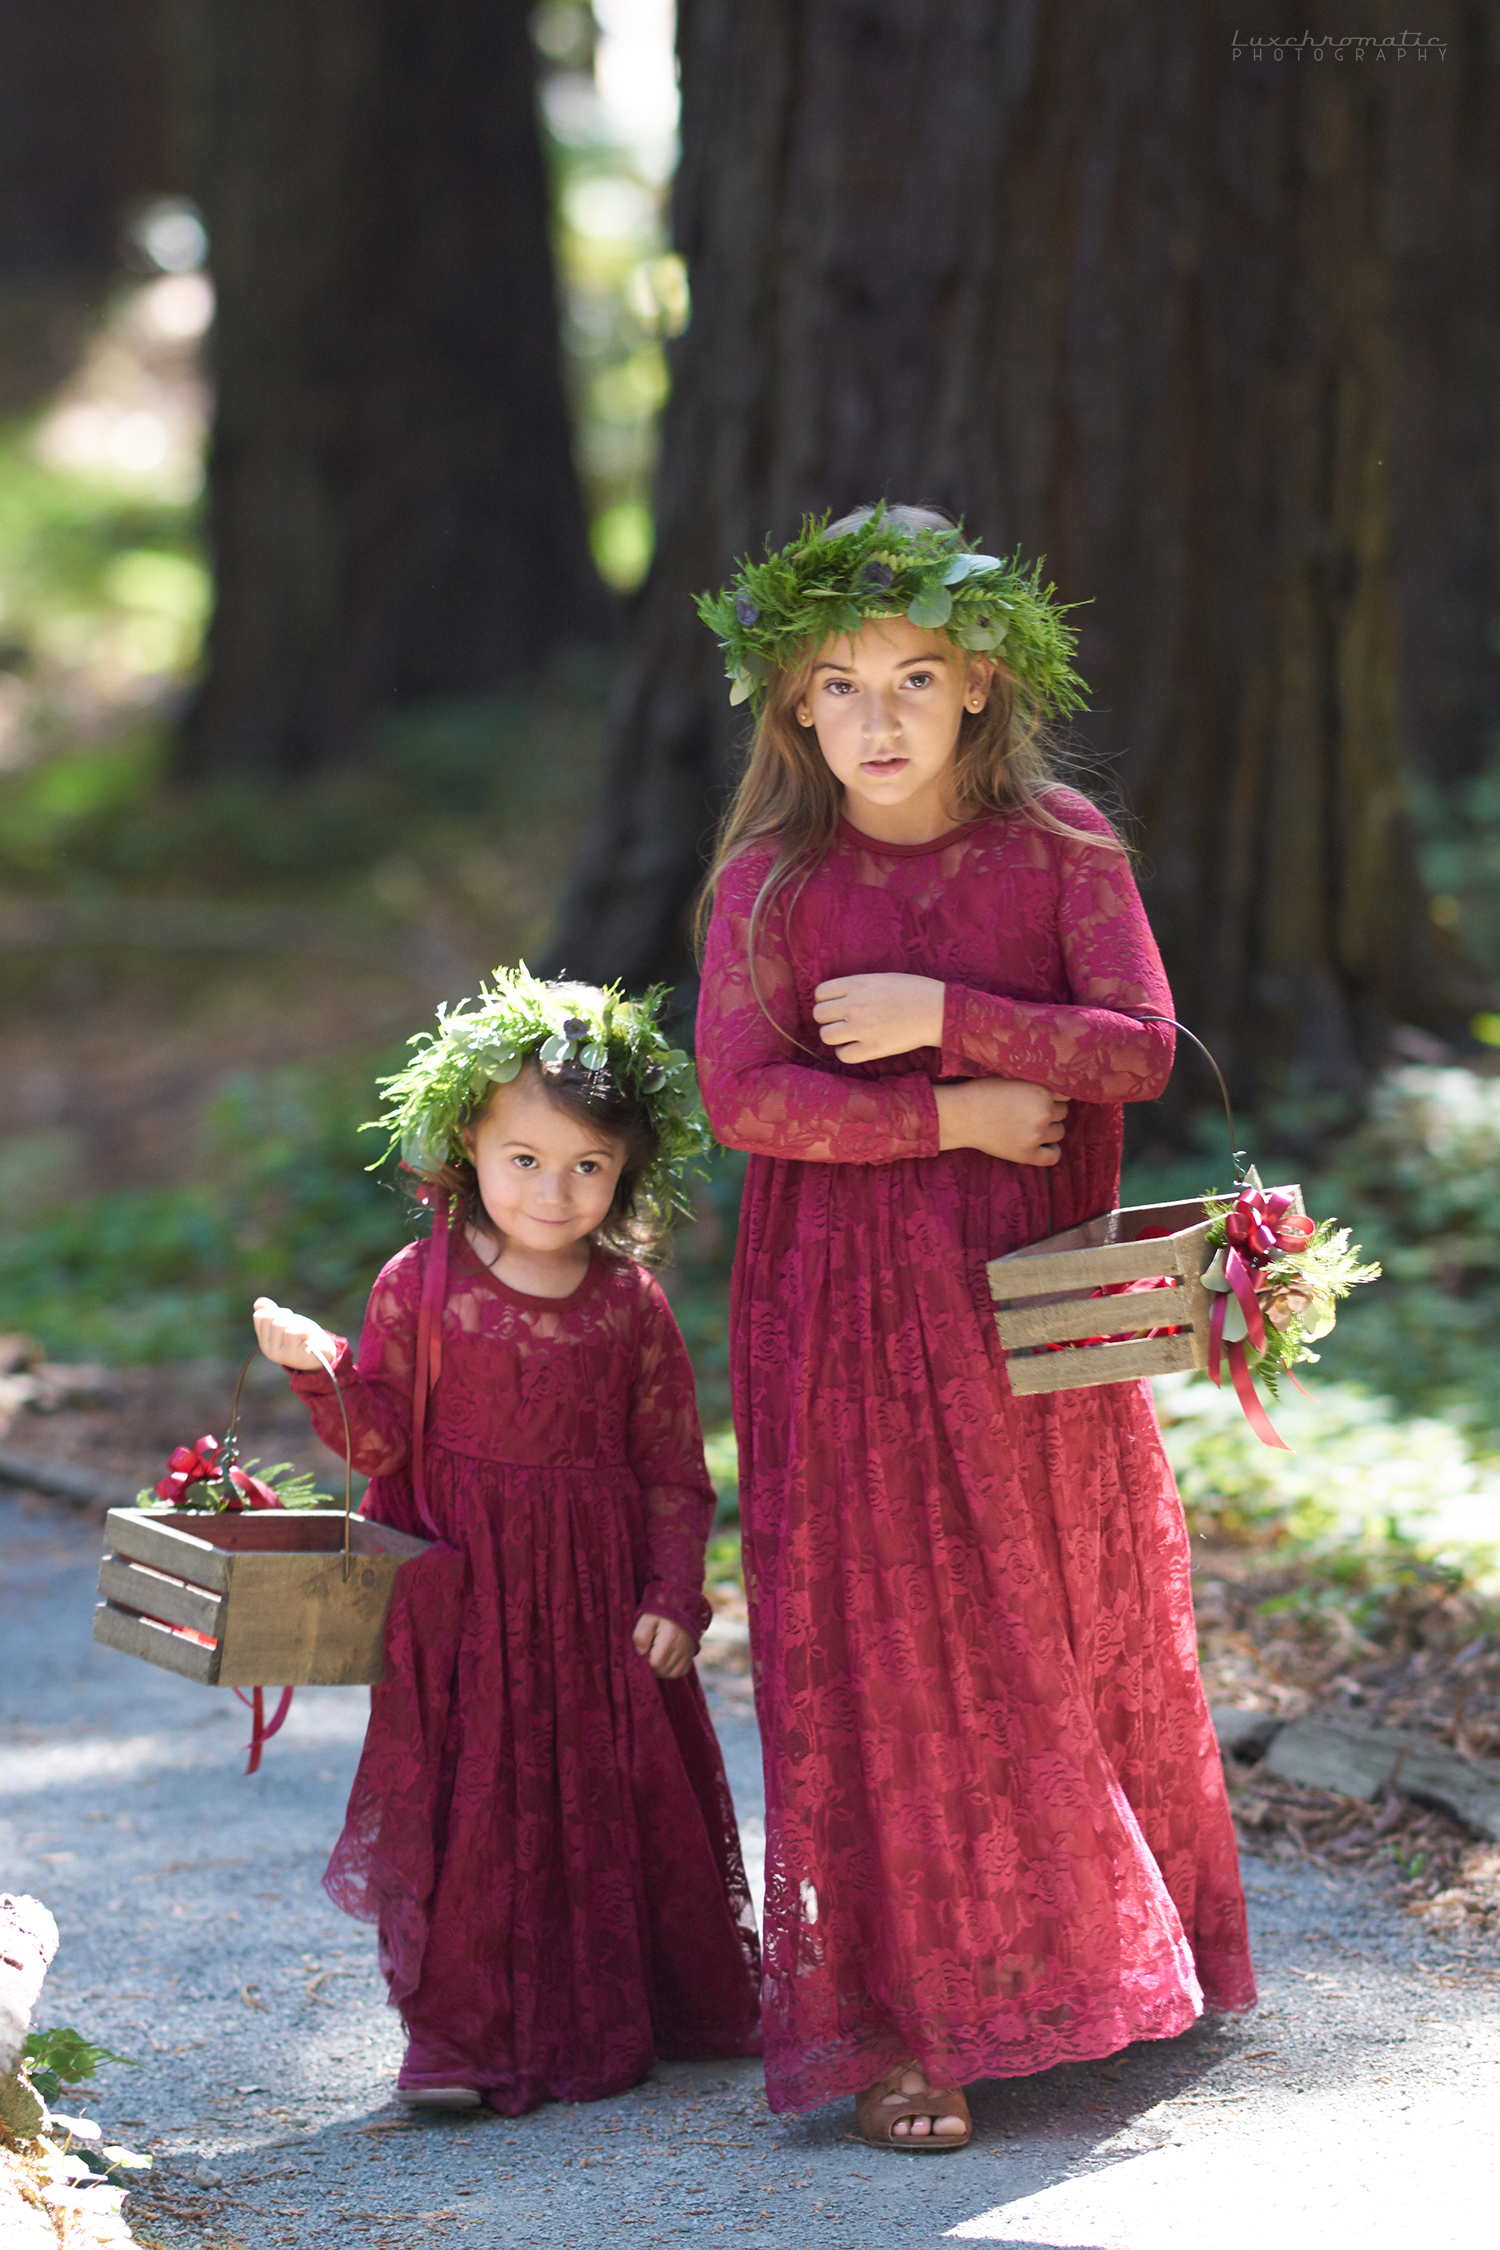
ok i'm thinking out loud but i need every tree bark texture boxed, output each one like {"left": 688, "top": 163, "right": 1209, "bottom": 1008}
{"left": 0, "top": 0, "right": 178, "bottom": 413}
{"left": 549, "top": 0, "right": 1463, "bottom": 1099}
{"left": 1388, "top": 3, "right": 1500, "bottom": 788}
{"left": 172, "top": 0, "right": 607, "bottom": 778}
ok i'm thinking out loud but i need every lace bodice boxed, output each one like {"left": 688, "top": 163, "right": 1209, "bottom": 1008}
{"left": 697, "top": 793, "right": 1174, "bottom": 1180}
{"left": 293, "top": 1233, "right": 717, "bottom": 1639}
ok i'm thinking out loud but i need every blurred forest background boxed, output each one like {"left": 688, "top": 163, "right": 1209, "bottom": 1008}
{"left": 4, "top": 1, "right": 1500, "bottom": 1714}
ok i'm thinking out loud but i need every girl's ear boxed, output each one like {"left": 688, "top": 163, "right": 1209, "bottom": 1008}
{"left": 963, "top": 656, "right": 996, "bottom": 713}
{"left": 795, "top": 699, "right": 815, "bottom": 728}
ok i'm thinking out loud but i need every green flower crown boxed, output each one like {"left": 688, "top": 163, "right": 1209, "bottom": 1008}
{"left": 696, "top": 506, "right": 1088, "bottom": 717}
{"left": 366, "top": 967, "right": 713, "bottom": 1228}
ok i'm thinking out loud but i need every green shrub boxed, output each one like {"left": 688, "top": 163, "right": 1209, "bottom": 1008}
{"left": 0, "top": 1056, "right": 410, "bottom": 1363}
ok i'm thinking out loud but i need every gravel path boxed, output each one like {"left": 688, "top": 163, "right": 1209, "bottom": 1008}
{"left": 3, "top": 1487, "right": 1497, "bottom": 2250}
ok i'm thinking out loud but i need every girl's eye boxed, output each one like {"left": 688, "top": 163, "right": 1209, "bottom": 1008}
{"left": 903, "top": 671, "right": 935, "bottom": 689}
{"left": 577, "top": 1159, "right": 600, "bottom": 1175}
{"left": 512, "top": 1153, "right": 537, "bottom": 1170}
{"left": 825, "top": 677, "right": 856, "bottom": 695}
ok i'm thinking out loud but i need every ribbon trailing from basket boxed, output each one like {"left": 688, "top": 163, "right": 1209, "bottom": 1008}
{"left": 1206, "top": 1184, "right": 1317, "bottom": 1450}
{"left": 234, "top": 1684, "right": 295, "bottom": 1775}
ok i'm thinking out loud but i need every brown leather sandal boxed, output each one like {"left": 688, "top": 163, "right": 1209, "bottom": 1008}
{"left": 855, "top": 2063, "right": 973, "bottom": 2152}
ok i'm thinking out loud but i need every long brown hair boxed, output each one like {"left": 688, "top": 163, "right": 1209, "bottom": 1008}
{"left": 694, "top": 503, "right": 1120, "bottom": 967}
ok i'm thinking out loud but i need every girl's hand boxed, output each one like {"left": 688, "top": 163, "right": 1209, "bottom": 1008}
{"left": 253, "top": 1296, "right": 340, "bottom": 1372}
{"left": 935, "top": 1079, "right": 1069, "bottom": 1166}
{"left": 633, "top": 1612, "right": 698, "bottom": 1680}
{"left": 812, "top": 973, "right": 945, "bottom": 1063}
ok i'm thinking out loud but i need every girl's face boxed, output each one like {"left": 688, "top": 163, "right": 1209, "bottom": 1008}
{"left": 794, "top": 616, "right": 992, "bottom": 839}
{"left": 462, "top": 1070, "right": 627, "bottom": 1259}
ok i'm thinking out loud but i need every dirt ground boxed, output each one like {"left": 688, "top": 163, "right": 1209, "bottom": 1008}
{"left": 4, "top": 1484, "right": 1499, "bottom": 2250}
{"left": 6, "top": 1358, "right": 1500, "bottom": 1940}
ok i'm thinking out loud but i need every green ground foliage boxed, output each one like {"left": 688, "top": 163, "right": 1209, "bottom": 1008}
{"left": 0, "top": 662, "right": 609, "bottom": 904}
{"left": 0, "top": 1057, "right": 411, "bottom": 1363}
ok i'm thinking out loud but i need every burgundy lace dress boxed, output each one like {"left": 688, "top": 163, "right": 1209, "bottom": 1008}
{"left": 288, "top": 1235, "right": 761, "bottom": 2115}
{"left": 696, "top": 792, "right": 1254, "bottom": 2117}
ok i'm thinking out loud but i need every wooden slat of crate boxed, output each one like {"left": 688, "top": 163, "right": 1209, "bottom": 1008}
{"left": 105, "top": 1510, "right": 234, "bottom": 1592}
{"left": 987, "top": 1234, "right": 1184, "bottom": 1300}
{"left": 214, "top": 1550, "right": 404, "bottom": 1686}
{"left": 996, "top": 1286, "right": 1191, "bottom": 1349}
{"left": 1170, "top": 1221, "right": 1215, "bottom": 1371}
{"left": 92, "top": 1602, "right": 219, "bottom": 1684}
{"left": 94, "top": 1509, "right": 433, "bottom": 1689}
{"left": 97, "top": 1556, "right": 224, "bottom": 1640}
{"left": 1005, "top": 1332, "right": 1198, "bottom": 1394}
{"left": 992, "top": 1196, "right": 1211, "bottom": 1269}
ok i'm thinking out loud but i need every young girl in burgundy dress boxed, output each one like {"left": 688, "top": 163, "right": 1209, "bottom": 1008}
{"left": 252, "top": 974, "right": 760, "bottom": 2114}
{"left": 694, "top": 505, "right": 1254, "bottom": 2150}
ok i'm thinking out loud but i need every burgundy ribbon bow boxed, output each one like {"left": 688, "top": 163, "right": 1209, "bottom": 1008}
{"left": 1209, "top": 1187, "right": 1316, "bottom": 1449}
{"left": 153, "top": 1435, "right": 284, "bottom": 1510}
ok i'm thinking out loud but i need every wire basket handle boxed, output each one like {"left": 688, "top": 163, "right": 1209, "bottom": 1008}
{"left": 1133, "top": 1013, "right": 1243, "bottom": 1186}
{"left": 227, "top": 1342, "right": 356, "bottom": 1581}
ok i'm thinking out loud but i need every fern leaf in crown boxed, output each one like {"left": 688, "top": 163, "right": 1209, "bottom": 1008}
{"left": 695, "top": 504, "right": 1089, "bottom": 718}
{"left": 364, "top": 965, "right": 712, "bottom": 1226}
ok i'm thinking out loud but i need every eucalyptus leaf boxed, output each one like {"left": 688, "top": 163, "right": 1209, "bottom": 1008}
{"left": 580, "top": 1043, "right": 607, "bottom": 1071}
{"left": 729, "top": 673, "right": 754, "bottom": 706}
{"left": 906, "top": 583, "right": 953, "bottom": 628}
{"left": 489, "top": 1055, "right": 523, "bottom": 1083}
{"left": 944, "top": 551, "right": 1004, "bottom": 585}
{"left": 538, "top": 1033, "right": 571, "bottom": 1063}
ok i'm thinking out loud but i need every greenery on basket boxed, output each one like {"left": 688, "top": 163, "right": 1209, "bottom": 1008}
{"left": 696, "top": 505, "right": 1088, "bottom": 717}
{"left": 134, "top": 1451, "right": 335, "bottom": 1513}
{"left": 1201, "top": 1194, "right": 1381, "bottom": 1398}
{"left": 369, "top": 964, "right": 712, "bottom": 1228}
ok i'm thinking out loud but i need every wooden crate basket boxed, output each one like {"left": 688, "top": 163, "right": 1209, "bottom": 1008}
{"left": 987, "top": 1188, "right": 1303, "bottom": 1396}
{"left": 92, "top": 1507, "right": 431, "bottom": 1687}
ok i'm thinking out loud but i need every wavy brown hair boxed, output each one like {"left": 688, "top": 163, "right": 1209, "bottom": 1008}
{"left": 694, "top": 503, "right": 1121, "bottom": 968}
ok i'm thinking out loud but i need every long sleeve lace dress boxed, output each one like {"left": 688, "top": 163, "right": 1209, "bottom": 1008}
{"left": 696, "top": 793, "right": 1254, "bottom": 2117}
{"left": 288, "top": 1234, "right": 761, "bottom": 2115}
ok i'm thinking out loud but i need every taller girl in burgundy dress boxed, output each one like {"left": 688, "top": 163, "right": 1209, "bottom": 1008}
{"left": 254, "top": 974, "right": 760, "bottom": 2115}
{"left": 694, "top": 505, "right": 1253, "bottom": 2141}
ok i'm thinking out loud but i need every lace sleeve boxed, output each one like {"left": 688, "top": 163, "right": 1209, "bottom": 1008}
{"left": 626, "top": 1279, "right": 716, "bottom": 1643}
{"left": 940, "top": 801, "right": 1176, "bottom": 1102}
{"left": 288, "top": 1255, "right": 417, "bottom": 1480}
{"left": 697, "top": 849, "right": 941, "bottom": 1163}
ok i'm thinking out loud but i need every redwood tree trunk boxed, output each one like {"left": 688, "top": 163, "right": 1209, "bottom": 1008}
{"left": 0, "top": 0, "right": 177, "bottom": 413}
{"left": 173, "top": 0, "right": 607, "bottom": 777}
{"left": 1389, "top": 1, "right": 1500, "bottom": 788}
{"left": 549, "top": 0, "right": 1461, "bottom": 1101}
